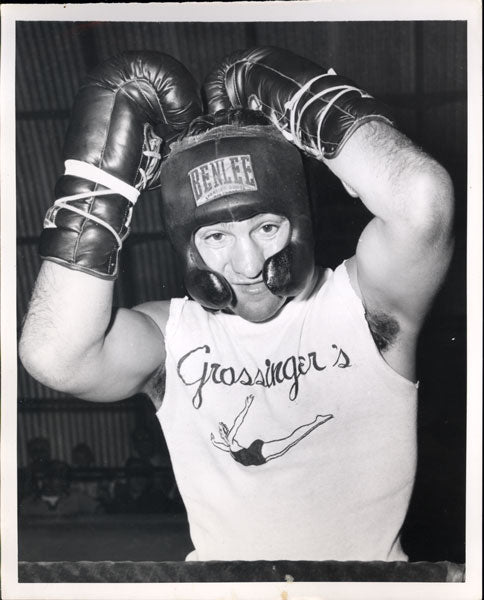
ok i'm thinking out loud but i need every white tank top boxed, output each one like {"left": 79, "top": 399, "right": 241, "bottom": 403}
{"left": 157, "top": 262, "right": 418, "bottom": 561}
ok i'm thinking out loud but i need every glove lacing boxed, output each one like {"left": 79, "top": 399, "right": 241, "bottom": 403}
{"left": 44, "top": 125, "right": 162, "bottom": 250}
{"left": 255, "top": 68, "right": 373, "bottom": 158}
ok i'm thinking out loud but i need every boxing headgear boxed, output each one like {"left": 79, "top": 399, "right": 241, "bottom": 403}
{"left": 160, "top": 121, "right": 315, "bottom": 310}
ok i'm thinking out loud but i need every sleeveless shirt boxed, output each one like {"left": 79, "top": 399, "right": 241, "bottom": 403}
{"left": 156, "top": 262, "right": 418, "bottom": 561}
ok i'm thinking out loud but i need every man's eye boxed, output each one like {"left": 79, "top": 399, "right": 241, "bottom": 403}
{"left": 205, "top": 232, "right": 225, "bottom": 243}
{"left": 259, "top": 224, "right": 278, "bottom": 235}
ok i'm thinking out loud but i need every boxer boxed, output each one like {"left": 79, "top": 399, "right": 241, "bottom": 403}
{"left": 20, "top": 48, "right": 454, "bottom": 561}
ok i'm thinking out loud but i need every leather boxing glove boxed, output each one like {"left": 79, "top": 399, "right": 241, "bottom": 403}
{"left": 204, "top": 46, "right": 394, "bottom": 160}
{"left": 40, "top": 51, "right": 202, "bottom": 279}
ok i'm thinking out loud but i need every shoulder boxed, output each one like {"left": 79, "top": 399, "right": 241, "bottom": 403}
{"left": 294, "top": 265, "right": 333, "bottom": 302}
{"left": 132, "top": 300, "right": 172, "bottom": 337}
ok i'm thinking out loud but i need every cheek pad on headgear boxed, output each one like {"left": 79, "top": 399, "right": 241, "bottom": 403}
{"left": 161, "top": 124, "right": 315, "bottom": 310}
{"left": 265, "top": 244, "right": 309, "bottom": 297}
{"left": 184, "top": 244, "right": 234, "bottom": 310}
{"left": 263, "top": 214, "right": 314, "bottom": 297}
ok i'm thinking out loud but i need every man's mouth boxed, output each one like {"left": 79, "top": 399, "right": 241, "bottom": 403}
{"left": 232, "top": 280, "right": 267, "bottom": 295}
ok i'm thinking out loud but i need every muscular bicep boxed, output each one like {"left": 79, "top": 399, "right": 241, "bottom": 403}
{"left": 323, "top": 122, "right": 455, "bottom": 333}
{"left": 355, "top": 177, "right": 454, "bottom": 331}
{"left": 77, "top": 305, "right": 168, "bottom": 402}
{"left": 19, "top": 262, "right": 169, "bottom": 403}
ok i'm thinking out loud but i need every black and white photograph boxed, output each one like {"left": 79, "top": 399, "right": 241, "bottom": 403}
{"left": 1, "top": 2, "right": 481, "bottom": 599}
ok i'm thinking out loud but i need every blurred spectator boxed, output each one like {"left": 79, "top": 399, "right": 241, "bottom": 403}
{"left": 71, "top": 442, "right": 95, "bottom": 468}
{"left": 107, "top": 457, "right": 176, "bottom": 514}
{"left": 69, "top": 442, "right": 114, "bottom": 508}
{"left": 153, "top": 466, "right": 185, "bottom": 511}
{"left": 18, "top": 467, "right": 30, "bottom": 504}
{"left": 19, "top": 460, "right": 103, "bottom": 517}
{"left": 19, "top": 436, "right": 52, "bottom": 500}
{"left": 130, "top": 425, "right": 167, "bottom": 467}
{"left": 27, "top": 436, "right": 51, "bottom": 461}
{"left": 130, "top": 425, "right": 185, "bottom": 510}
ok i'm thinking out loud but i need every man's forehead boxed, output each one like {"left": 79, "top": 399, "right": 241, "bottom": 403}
{"left": 196, "top": 212, "right": 287, "bottom": 230}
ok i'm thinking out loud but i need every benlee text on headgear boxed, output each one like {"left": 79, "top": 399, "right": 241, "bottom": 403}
{"left": 188, "top": 154, "right": 258, "bottom": 206}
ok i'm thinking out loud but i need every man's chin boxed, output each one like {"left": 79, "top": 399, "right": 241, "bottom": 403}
{"left": 230, "top": 294, "right": 288, "bottom": 323}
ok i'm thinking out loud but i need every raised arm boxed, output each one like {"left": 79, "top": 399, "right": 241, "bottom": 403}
{"left": 322, "top": 121, "right": 454, "bottom": 331}
{"left": 204, "top": 46, "right": 454, "bottom": 377}
{"left": 20, "top": 263, "right": 169, "bottom": 402}
{"left": 19, "top": 51, "right": 202, "bottom": 403}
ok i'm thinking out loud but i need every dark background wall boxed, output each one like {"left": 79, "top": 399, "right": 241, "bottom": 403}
{"left": 16, "top": 20, "right": 466, "bottom": 563}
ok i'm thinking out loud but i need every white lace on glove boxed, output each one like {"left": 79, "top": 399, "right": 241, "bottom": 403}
{"left": 44, "top": 129, "right": 162, "bottom": 250}
{"left": 269, "top": 68, "right": 373, "bottom": 159}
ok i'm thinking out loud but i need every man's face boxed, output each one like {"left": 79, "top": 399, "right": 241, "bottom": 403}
{"left": 43, "top": 476, "right": 68, "bottom": 496}
{"left": 28, "top": 438, "right": 51, "bottom": 463}
{"left": 194, "top": 213, "right": 291, "bottom": 322}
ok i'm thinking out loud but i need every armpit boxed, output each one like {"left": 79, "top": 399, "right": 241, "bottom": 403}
{"left": 144, "top": 364, "right": 166, "bottom": 408}
{"left": 364, "top": 310, "right": 400, "bottom": 351}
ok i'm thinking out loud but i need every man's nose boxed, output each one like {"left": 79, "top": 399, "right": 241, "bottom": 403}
{"left": 230, "top": 236, "right": 264, "bottom": 278}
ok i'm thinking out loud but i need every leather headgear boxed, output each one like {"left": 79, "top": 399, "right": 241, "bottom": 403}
{"left": 160, "top": 122, "right": 314, "bottom": 310}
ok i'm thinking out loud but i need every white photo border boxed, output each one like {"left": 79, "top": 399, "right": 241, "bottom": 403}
{"left": 1, "top": 2, "right": 482, "bottom": 599}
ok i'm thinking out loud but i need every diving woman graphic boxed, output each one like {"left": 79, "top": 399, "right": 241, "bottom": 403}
{"left": 210, "top": 395, "right": 334, "bottom": 466}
